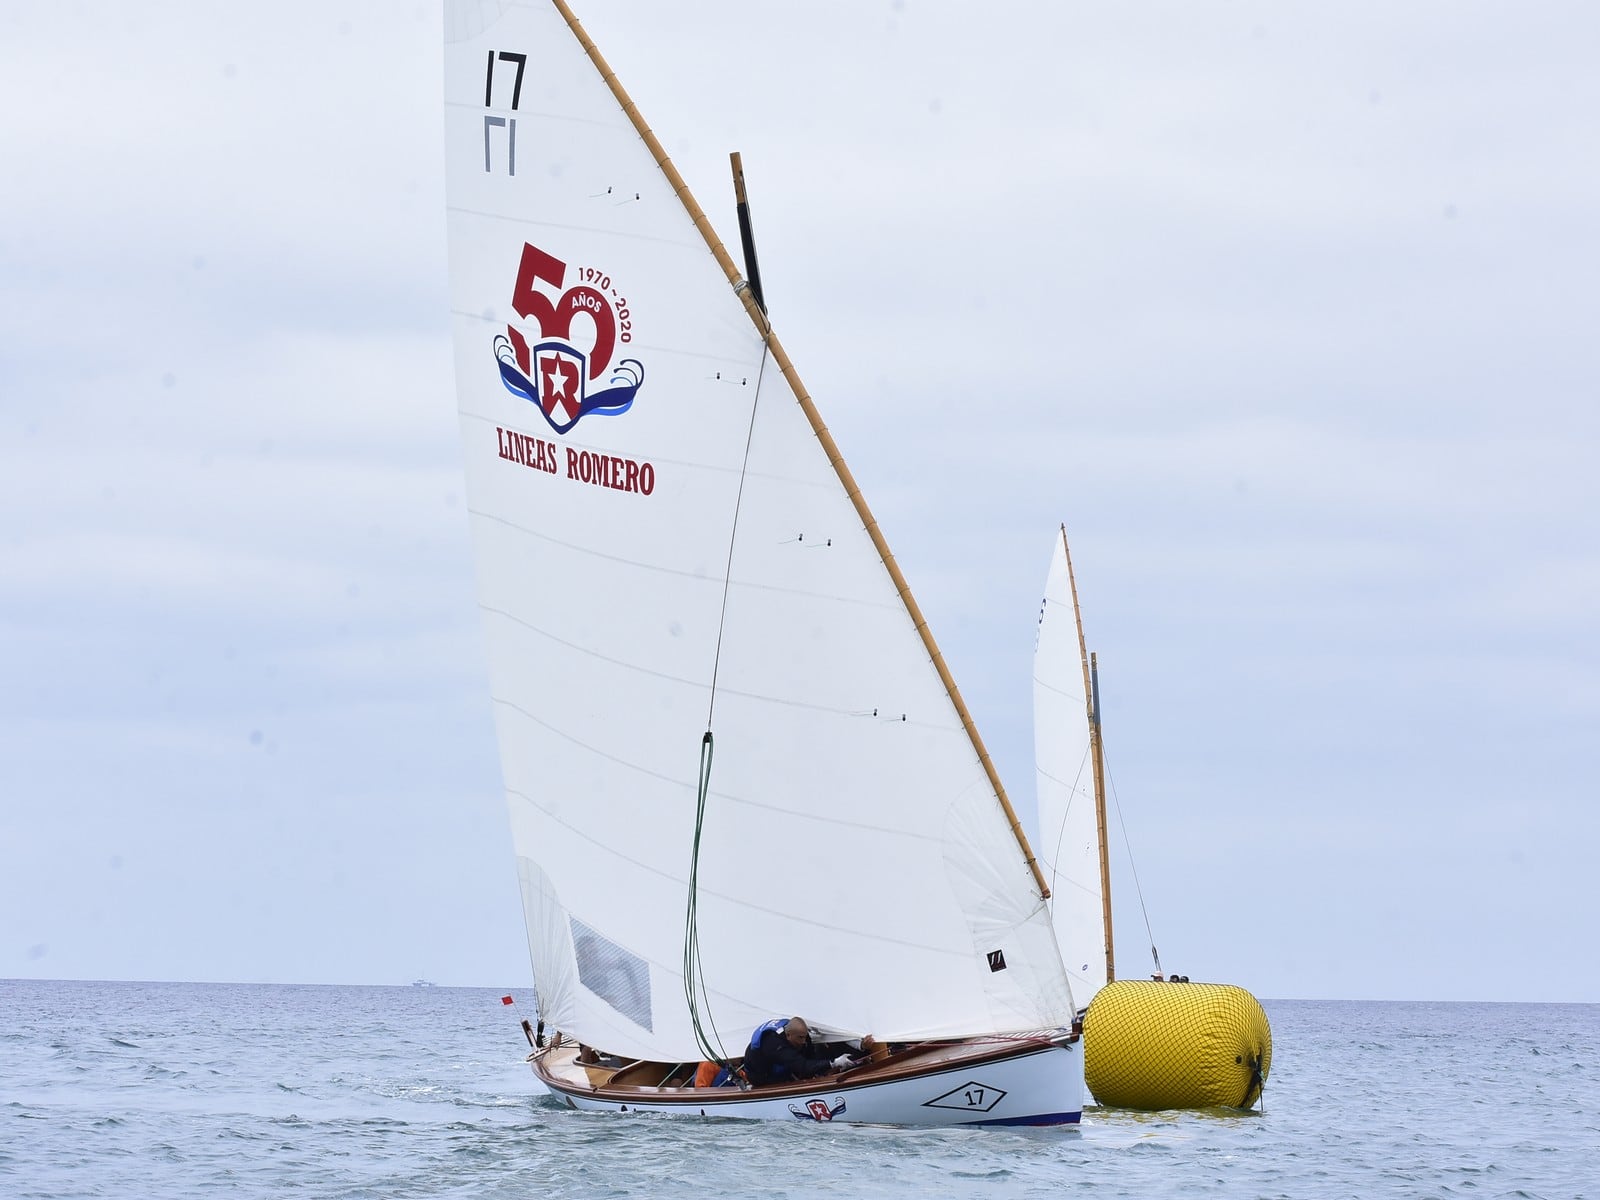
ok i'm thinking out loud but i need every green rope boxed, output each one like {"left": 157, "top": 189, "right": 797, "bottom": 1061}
{"left": 682, "top": 731, "right": 729, "bottom": 1066}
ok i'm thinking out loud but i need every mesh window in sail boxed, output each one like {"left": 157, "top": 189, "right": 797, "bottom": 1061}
{"left": 569, "top": 916, "right": 653, "bottom": 1031}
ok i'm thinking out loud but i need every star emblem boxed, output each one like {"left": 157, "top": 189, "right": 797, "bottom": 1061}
{"left": 539, "top": 353, "right": 581, "bottom": 421}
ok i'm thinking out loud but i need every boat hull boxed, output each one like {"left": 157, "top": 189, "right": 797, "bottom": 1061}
{"left": 532, "top": 1035, "right": 1083, "bottom": 1127}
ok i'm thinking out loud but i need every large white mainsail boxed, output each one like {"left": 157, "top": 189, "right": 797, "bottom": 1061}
{"left": 1033, "top": 526, "right": 1110, "bottom": 1007}
{"left": 444, "top": 0, "right": 1073, "bottom": 1066}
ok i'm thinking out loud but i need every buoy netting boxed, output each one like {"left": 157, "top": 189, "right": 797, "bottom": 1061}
{"left": 1082, "top": 979, "right": 1272, "bottom": 1110}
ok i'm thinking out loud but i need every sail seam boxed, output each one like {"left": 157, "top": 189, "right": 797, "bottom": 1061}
{"left": 495, "top": 698, "right": 947, "bottom": 842}
{"left": 508, "top": 788, "right": 970, "bottom": 959}
{"left": 446, "top": 205, "right": 702, "bottom": 250}
{"left": 1033, "top": 676, "right": 1087, "bottom": 702}
{"left": 1036, "top": 766, "right": 1093, "bottom": 794}
{"left": 481, "top": 603, "right": 956, "bottom": 724}
{"left": 469, "top": 511, "right": 900, "bottom": 612}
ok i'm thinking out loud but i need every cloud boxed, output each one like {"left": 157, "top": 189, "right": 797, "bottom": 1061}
{"left": 3, "top": 0, "right": 1597, "bottom": 1000}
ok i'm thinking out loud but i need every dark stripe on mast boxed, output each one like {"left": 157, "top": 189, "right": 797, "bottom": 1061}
{"left": 730, "top": 152, "right": 766, "bottom": 314}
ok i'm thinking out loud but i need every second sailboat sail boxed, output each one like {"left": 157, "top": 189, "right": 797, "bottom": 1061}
{"left": 1034, "top": 525, "right": 1111, "bottom": 1009}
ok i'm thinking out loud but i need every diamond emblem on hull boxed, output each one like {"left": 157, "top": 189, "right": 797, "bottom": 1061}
{"left": 923, "top": 1080, "right": 1007, "bottom": 1113}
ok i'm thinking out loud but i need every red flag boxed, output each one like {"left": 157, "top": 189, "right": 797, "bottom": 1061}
{"left": 501, "top": 995, "right": 514, "bottom": 1005}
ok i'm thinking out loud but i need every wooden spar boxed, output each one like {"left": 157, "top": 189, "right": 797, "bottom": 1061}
{"left": 549, "top": 0, "right": 1051, "bottom": 901}
{"left": 1089, "top": 653, "right": 1113, "bottom": 983}
{"left": 1061, "top": 525, "right": 1114, "bottom": 981}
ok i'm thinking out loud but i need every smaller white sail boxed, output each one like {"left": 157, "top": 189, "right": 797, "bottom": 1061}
{"left": 1033, "top": 526, "right": 1109, "bottom": 1006}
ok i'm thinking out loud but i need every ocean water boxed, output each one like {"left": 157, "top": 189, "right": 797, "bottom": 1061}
{"left": 3, "top": 981, "right": 1594, "bottom": 1199}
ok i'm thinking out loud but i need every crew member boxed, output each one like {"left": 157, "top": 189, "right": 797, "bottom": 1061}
{"left": 743, "top": 1016, "right": 868, "bottom": 1086}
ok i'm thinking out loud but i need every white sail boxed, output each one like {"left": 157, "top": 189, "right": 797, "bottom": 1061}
{"left": 1033, "top": 526, "right": 1109, "bottom": 1006}
{"left": 444, "top": 1, "right": 1073, "bottom": 1065}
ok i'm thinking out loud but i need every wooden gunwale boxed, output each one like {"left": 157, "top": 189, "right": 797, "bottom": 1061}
{"left": 532, "top": 1033, "right": 1075, "bottom": 1105}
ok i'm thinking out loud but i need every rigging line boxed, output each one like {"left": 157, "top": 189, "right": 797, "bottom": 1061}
{"left": 1045, "top": 743, "right": 1094, "bottom": 899}
{"left": 683, "top": 733, "right": 733, "bottom": 1067}
{"left": 703, "top": 339, "right": 772, "bottom": 729}
{"left": 682, "top": 735, "right": 708, "bottom": 1055}
{"left": 1100, "top": 742, "right": 1163, "bottom": 976}
{"left": 685, "top": 341, "right": 769, "bottom": 1070}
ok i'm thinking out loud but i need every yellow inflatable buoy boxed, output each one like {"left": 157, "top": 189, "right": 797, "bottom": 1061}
{"left": 1083, "top": 979, "right": 1272, "bottom": 1110}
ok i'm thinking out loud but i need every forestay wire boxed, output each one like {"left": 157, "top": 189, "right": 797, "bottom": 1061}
{"left": 682, "top": 332, "right": 772, "bottom": 1070}
{"left": 1102, "top": 742, "right": 1164, "bottom": 980}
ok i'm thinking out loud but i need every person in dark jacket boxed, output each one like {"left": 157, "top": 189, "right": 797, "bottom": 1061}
{"left": 742, "top": 1017, "right": 864, "bottom": 1086}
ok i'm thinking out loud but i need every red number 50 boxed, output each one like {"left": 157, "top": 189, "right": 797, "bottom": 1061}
{"left": 509, "top": 243, "right": 616, "bottom": 379}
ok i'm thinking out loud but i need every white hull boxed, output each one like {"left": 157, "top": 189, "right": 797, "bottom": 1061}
{"left": 531, "top": 1035, "right": 1083, "bottom": 1127}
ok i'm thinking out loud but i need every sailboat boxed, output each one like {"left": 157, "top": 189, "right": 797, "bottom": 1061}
{"left": 442, "top": 1, "right": 1083, "bottom": 1126}
{"left": 1032, "top": 525, "right": 1272, "bottom": 1110}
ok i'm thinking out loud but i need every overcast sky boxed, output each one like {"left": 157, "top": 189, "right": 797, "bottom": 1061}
{"left": 3, "top": 0, "right": 1596, "bottom": 1003}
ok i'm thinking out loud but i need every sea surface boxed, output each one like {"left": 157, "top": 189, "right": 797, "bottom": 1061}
{"left": 3, "top": 981, "right": 1594, "bottom": 1199}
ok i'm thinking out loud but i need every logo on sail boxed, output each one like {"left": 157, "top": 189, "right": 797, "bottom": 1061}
{"left": 494, "top": 241, "right": 644, "bottom": 435}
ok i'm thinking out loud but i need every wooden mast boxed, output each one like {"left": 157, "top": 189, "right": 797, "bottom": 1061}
{"left": 548, "top": 0, "right": 1051, "bottom": 900}
{"left": 1089, "top": 653, "right": 1114, "bottom": 984}
{"left": 1061, "top": 525, "right": 1114, "bottom": 981}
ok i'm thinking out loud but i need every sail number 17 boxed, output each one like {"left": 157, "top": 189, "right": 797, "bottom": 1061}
{"left": 482, "top": 50, "right": 526, "bottom": 175}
